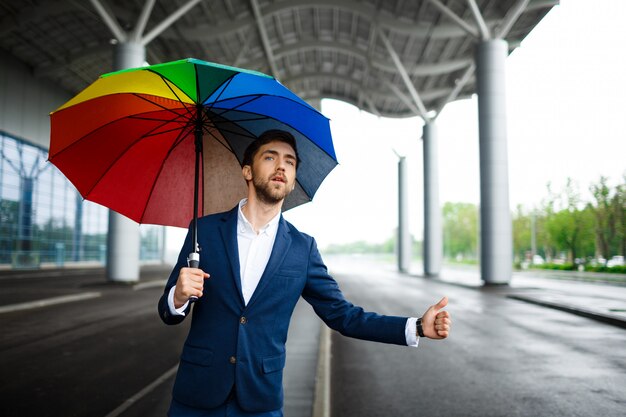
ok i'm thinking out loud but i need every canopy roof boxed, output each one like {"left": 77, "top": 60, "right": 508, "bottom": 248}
{"left": 0, "top": 0, "right": 557, "bottom": 118}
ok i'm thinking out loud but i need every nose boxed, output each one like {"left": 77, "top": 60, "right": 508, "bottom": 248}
{"left": 276, "top": 157, "right": 287, "bottom": 171}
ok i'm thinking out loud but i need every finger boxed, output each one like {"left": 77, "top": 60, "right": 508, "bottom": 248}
{"left": 184, "top": 283, "right": 204, "bottom": 298}
{"left": 435, "top": 317, "right": 451, "bottom": 326}
{"left": 182, "top": 267, "right": 206, "bottom": 277}
{"left": 436, "top": 311, "right": 450, "bottom": 319}
{"left": 437, "top": 330, "right": 449, "bottom": 338}
{"left": 434, "top": 296, "right": 448, "bottom": 310}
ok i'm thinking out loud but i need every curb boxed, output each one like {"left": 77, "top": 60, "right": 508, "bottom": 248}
{"left": 312, "top": 325, "right": 331, "bottom": 417}
{"left": 507, "top": 295, "right": 626, "bottom": 330}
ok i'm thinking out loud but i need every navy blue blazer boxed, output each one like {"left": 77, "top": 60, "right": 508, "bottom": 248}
{"left": 158, "top": 206, "right": 408, "bottom": 413}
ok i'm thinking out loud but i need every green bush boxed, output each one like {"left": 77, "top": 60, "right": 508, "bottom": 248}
{"left": 585, "top": 264, "right": 626, "bottom": 274}
{"left": 533, "top": 263, "right": 626, "bottom": 274}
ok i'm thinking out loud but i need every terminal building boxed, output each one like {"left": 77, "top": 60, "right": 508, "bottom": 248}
{"left": 0, "top": 0, "right": 557, "bottom": 284}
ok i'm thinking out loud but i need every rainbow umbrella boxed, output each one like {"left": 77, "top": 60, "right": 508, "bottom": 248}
{"left": 49, "top": 58, "right": 336, "bottom": 268}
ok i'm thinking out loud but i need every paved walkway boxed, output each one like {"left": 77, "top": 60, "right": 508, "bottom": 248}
{"left": 422, "top": 263, "right": 626, "bottom": 328}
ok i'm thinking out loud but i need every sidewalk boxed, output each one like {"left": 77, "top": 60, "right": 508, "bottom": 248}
{"left": 417, "top": 264, "right": 626, "bottom": 329}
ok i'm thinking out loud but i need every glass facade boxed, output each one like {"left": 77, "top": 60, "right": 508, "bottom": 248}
{"left": 0, "top": 131, "right": 163, "bottom": 268}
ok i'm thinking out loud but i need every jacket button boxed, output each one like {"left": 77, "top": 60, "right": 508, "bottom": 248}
{"left": 229, "top": 356, "right": 237, "bottom": 364}
{"left": 240, "top": 316, "right": 247, "bottom": 324}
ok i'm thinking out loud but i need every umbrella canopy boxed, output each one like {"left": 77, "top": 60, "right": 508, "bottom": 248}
{"left": 49, "top": 58, "right": 337, "bottom": 230}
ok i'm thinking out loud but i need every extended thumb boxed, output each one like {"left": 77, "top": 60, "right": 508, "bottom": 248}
{"left": 435, "top": 296, "right": 448, "bottom": 310}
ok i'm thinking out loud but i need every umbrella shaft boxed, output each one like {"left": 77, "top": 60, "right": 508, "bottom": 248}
{"left": 191, "top": 125, "right": 203, "bottom": 255}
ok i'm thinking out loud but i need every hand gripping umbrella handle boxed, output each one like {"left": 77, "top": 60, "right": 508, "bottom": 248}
{"left": 187, "top": 252, "right": 200, "bottom": 302}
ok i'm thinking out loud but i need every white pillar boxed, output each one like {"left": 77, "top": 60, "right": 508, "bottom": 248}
{"left": 397, "top": 156, "right": 411, "bottom": 273}
{"left": 106, "top": 41, "right": 145, "bottom": 282}
{"left": 475, "top": 39, "right": 512, "bottom": 285}
{"left": 423, "top": 123, "right": 442, "bottom": 276}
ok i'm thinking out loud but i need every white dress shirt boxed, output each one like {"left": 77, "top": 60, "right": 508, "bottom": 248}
{"left": 168, "top": 199, "right": 419, "bottom": 347}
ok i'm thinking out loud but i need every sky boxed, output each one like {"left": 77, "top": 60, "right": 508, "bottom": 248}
{"left": 167, "top": 0, "right": 626, "bottom": 254}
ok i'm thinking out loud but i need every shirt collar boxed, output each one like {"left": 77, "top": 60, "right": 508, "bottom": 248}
{"left": 237, "top": 199, "right": 281, "bottom": 236}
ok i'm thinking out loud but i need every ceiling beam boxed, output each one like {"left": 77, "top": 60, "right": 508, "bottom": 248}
{"left": 33, "top": 43, "right": 111, "bottom": 78}
{"left": 171, "top": 0, "right": 507, "bottom": 42}
{"left": 467, "top": 0, "right": 491, "bottom": 39}
{"left": 384, "top": 80, "right": 420, "bottom": 116}
{"left": 426, "top": 0, "right": 479, "bottom": 39}
{"left": 0, "top": 1, "right": 76, "bottom": 38}
{"left": 249, "top": 0, "right": 280, "bottom": 78}
{"left": 496, "top": 0, "right": 531, "bottom": 39}
{"left": 245, "top": 40, "right": 473, "bottom": 76}
{"left": 141, "top": 0, "right": 203, "bottom": 45}
{"left": 433, "top": 63, "right": 475, "bottom": 119}
{"left": 378, "top": 28, "right": 429, "bottom": 120}
{"left": 131, "top": 0, "right": 156, "bottom": 42}
{"left": 284, "top": 73, "right": 453, "bottom": 102}
{"left": 89, "top": 0, "right": 127, "bottom": 42}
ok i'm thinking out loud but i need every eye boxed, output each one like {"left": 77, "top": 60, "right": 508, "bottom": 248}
{"left": 286, "top": 160, "right": 295, "bottom": 166}
{"left": 265, "top": 155, "right": 274, "bottom": 161}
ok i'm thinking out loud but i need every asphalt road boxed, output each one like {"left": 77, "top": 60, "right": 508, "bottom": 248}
{"left": 2, "top": 260, "right": 625, "bottom": 417}
{"left": 0, "top": 269, "right": 189, "bottom": 417}
{"left": 327, "top": 259, "right": 626, "bottom": 417}
{"left": 0, "top": 265, "right": 320, "bottom": 417}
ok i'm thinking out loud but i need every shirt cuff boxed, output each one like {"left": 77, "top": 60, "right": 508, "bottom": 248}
{"left": 168, "top": 286, "right": 189, "bottom": 316}
{"left": 405, "top": 317, "right": 419, "bottom": 347}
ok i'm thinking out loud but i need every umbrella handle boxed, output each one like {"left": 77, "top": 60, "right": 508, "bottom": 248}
{"left": 187, "top": 252, "right": 200, "bottom": 302}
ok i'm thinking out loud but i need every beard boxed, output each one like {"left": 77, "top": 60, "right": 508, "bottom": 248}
{"left": 252, "top": 174, "right": 293, "bottom": 205}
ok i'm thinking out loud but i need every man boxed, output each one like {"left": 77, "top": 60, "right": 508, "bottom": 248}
{"left": 158, "top": 129, "right": 452, "bottom": 416}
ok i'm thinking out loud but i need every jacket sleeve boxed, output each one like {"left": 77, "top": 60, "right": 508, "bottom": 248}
{"left": 157, "top": 225, "right": 193, "bottom": 325}
{"left": 301, "top": 238, "right": 408, "bottom": 346}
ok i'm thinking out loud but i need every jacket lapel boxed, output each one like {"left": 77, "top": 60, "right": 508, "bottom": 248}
{"left": 219, "top": 207, "right": 245, "bottom": 307}
{"left": 245, "top": 216, "right": 292, "bottom": 310}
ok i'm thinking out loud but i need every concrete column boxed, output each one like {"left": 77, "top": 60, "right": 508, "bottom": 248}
{"left": 423, "top": 122, "right": 442, "bottom": 276}
{"left": 397, "top": 156, "right": 411, "bottom": 273}
{"left": 106, "top": 41, "right": 145, "bottom": 282}
{"left": 307, "top": 98, "right": 322, "bottom": 112}
{"left": 475, "top": 39, "right": 512, "bottom": 285}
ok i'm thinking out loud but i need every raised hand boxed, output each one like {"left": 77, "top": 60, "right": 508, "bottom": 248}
{"left": 420, "top": 296, "right": 451, "bottom": 339}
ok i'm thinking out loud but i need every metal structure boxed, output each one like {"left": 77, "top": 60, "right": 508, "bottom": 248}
{"left": 0, "top": 0, "right": 558, "bottom": 284}
{"left": 0, "top": 0, "right": 554, "bottom": 116}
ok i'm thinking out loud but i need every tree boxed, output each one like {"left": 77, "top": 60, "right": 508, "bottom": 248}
{"left": 545, "top": 179, "right": 594, "bottom": 263}
{"left": 612, "top": 176, "right": 626, "bottom": 256}
{"left": 512, "top": 204, "right": 531, "bottom": 262}
{"left": 442, "top": 202, "right": 478, "bottom": 260}
{"left": 589, "top": 176, "right": 613, "bottom": 259}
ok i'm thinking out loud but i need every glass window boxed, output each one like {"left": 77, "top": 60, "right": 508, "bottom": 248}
{"left": 0, "top": 132, "right": 163, "bottom": 268}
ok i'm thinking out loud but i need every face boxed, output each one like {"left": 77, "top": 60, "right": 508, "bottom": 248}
{"left": 243, "top": 140, "right": 297, "bottom": 205}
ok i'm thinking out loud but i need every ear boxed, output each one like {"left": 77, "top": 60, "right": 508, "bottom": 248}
{"left": 242, "top": 165, "right": 252, "bottom": 181}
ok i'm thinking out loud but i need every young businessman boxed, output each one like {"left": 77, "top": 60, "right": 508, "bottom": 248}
{"left": 159, "top": 129, "right": 452, "bottom": 416}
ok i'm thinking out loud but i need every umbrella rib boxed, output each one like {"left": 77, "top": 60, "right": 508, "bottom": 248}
{"left": 210, "top": 115, "right": 268, "bottom": 124}
{"left": 132, "top": 93, "right": 195, "bottom": 123}
{"left": 138, "top": 121, "right": 195, "bottom": 224}
{"left": 82, "top": 119, "right": 194, "bottom": 199}
{"left": 147, "top": 69, "right": 196, "bottom": 105}
{"left": 203, "top": 124, "right": 256, "bottom": 142}
{"left": 211, "top": 94, "right": 320, "bottom": 117}
{"left": 208, "top": 94, "right": 263, "bottom": 118}
{"left": 128, "top": 114, "right": 190, "bottom": 124}
{"left": 49, "top": 108, "right": 188, "bottom": 162}
{"left": 202, "top": 75, "right": 237, "bottom": 111}
{"left": 202, "top": 126, "right": 237, "bottom": 156}
{"left": 211, "top": 95, "right": 337, "bottom": 161}
{"left": 129, "top": 122, "right": 192, "bottom": 139}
